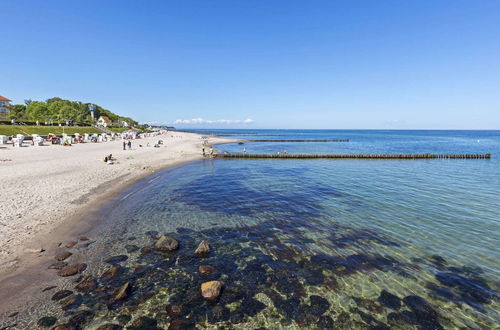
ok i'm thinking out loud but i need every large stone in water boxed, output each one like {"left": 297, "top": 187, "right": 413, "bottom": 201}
{"left": 60, "top": 294, "right": 82, "bottom": 310}
{"left": 165, "top": 304, "right": 182, "bottom": 318}
{"left": 65, "top": 241, "right": 78, "bottom": 248}
{"left": 378, "top": 290, "right": 401, "bottom": 310}
{"left": 55, "top": 251, "right": 72, "bottom": 261}
{"left": 403, "top": 295, "right": 437, "bottom": 318}
{"left": 309, "top": 295, "right": 330, "bottom": 316}
{"left": 76, "top": 275, "right": 97, "bottom": 292}
{"left": 199, "top": 265, "right": 216, "bottom": 275}
{"left": 57, "top": 263, "right": 86, "bottom": 277}
{"left": 42, "top": 285, "right": 57, "bottom": 292}
{"left": 105, "top": 255, "right": 128, "bottom": 264}
{"left": 111, "top": 282, "right": 131, "bottom": 302}
{"left": 68, "top": 310, "right": 94, "bottom": 326}
{"left": 48, "top": 261, "right": 68, "bottom": 270}
{"left": 37, "top": 316, "right": 57, "bottom": 327}
{"left": 435, "top": 272, "right": 493, "bottom": 305}
{"left": 201, "top": 281, "right": 222, "bottom": 301}
{"left": 194, "top": 240, "right": 210, "bottom": 257}
{"left": 101, "top": 265, "right": 120, "bottom": 280}
{"left": 155, "top": 235, "right": 179, "bottom": 252}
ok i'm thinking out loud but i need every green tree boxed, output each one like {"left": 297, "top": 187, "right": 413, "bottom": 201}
{"left": 59, "top": 104, "right": 79, "bottom": 121}
{"left": 27, "top": 101, "right": 49, "bottom": 121}
{"left": 46, "top": 97, "right": 63, "bottom": 104}
{"left": 7, "top": 104, "right": 27, "bottom": 120}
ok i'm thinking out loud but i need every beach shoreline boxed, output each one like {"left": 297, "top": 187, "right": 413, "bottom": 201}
{"left": 0, "top": 132, "right": 233, "bottom": 290}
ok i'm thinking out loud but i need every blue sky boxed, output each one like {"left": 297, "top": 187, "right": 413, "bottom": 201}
{"left": 1, "top": 1, "right": 499, "bottom": 129}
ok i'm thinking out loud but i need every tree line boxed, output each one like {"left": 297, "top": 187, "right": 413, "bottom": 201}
{"left": 6, "top": 97, "right": 138, "bottom": 126}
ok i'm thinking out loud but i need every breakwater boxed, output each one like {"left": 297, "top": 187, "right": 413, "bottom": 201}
{"left": 247, "top": 139, "right": 349, "bottom": 142}
{"left": 215, "top": 153, "right": 491, "bottom": 159}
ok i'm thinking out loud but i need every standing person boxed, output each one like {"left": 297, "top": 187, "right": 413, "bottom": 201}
{"left": 202, "top": 147, "right": 205, "bottom": 156}
{"left": 128, "top": 140, "right": 132, "bottom": 150}
{"left": 123, "top": 141, "right": 126, "bottom": 150}
{"left": 209, "top": 147, "right": 214, "bottom": 156}
{"left": 243, "top": 147, "right": 247, "bottom": 154}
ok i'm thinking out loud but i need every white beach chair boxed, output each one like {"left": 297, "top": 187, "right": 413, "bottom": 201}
{"left": 14, "top": 134, "right": 24, "bottom": 147}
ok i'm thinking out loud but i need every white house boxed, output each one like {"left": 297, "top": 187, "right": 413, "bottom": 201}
{"left": 0, "top": 95, "right": 12, "bottom": 120}
{"left": 97, "top": 115, "right": 111, "bottom": 127}
{"left": 119, "top": 120, "right": 129, "bottom": 127}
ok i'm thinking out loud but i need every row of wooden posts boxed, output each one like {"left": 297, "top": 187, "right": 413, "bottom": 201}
{"left": 215, "top": 153, "right": 491, "bottom": 159}
{"left": 247, "top": 139, "right": 349, "bottom": 142}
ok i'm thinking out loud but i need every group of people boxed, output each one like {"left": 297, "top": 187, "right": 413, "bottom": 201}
{"left": 202, "top": 146, "right": 214, "bottom": 157}
{"left": 122, "top": 140, "right": 132, "bottom": 150}
{"left": 103, "top": 154, "right": 115, "bottom": 164}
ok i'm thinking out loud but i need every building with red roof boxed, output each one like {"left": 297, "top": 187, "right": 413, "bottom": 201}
{"left": 0, "top": 95, "right": 12, "bottom": 119}
{"left": 97, "top": 115, "right": 112, "bottom": 127}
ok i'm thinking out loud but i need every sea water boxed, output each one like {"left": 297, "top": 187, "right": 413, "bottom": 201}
{"left": 4, "top": 130, "right": 500, "bottom": 329}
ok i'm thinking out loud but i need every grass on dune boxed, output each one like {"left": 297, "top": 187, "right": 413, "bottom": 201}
{"left": 0, "top": 125, "right": 102, "bottom": 136}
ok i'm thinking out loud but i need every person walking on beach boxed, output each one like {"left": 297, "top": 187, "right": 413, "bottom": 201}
{"left": 202, "top": 147, "right": 205, "bottom": 156}
{"left": 127, "top": 140, "right": 132, "bottom": 150}
{"left": 209, "top": 147, "right": 214, "bottom": 156}
{"left": 123, "top": 141, "right": 126, "bottom": 150}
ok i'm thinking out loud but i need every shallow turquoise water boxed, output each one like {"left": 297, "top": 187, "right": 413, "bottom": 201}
{"left": 3, "top": 130, "right": 499, "bottom": 329}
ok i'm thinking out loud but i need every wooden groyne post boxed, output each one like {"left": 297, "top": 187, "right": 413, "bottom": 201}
{"left": 247, "top": 139, "right": 349, "bottom": 142}
{"left": 215, "top": 153, "right": 491, "bottom": 159}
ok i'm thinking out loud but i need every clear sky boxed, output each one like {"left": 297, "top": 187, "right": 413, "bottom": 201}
{"left": 1, "top": 1, "right": 499, "bottom": 129}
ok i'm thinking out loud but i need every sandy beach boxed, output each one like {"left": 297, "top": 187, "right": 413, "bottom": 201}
{"left": 0, "top": 131, "right": 230, "bottom": 275}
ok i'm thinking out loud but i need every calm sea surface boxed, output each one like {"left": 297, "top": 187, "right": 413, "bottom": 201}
{"left": 5, "top": 130, "right": 500, "bottom": 329}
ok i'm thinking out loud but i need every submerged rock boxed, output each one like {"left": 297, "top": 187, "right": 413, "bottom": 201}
{"left": 403, "top": 295, "right": 437, "bottom": 318}
{"left": 36, "top": 316, "right": 57, "bottom": 327}
{"left": 57, "top": 263, "right": 86, "bottom": 277}
{"left": 101, "top": 265, "right": 120, "bottom": 280}
{"left": 201, "top": 281, "right": 222, "bottom": 301}
{"left": 194, "top": 240, "right": 210, "bottom": 257}
{"left": 96, "top": 324, "right": 123, "bottom": 330}
{"left": 55, "top": 251, "right": 72, "bottom": 261}
{"left": 128, "top": 316, "right": 157, "bottom": 330}
{"left": 60, "top": 294, "right": 82, "bottom": 310}
{"left": 435, "top": 272, "right": 493, "bottom": 305}
{"left": 68, "top": 310, "right": 94, "bottom": 325}
{"left": 155, "top": 235, "right": 179, "bottom": 252}
{"left": 105, "top": 255, "right": 128, "bottom": 264}
{"left": 75, "top": 275, "right": 97, "bottom": 292}
{"left": 199, "top": 265, "right": 216, "bottom": 275}
{"left": 42, "top": 285, "right": 57, "bottom": 292}
{"left": 52, "top": 290, "right": 73, "bottom": 301}
{"left": 378, "top": 290, "right": 401, "bottom": 310}
{"left": 65, "top": 241, "right": 78, "bottom": 248}
{"left": 317, "top": 315, "right": 334, "bottom": 328}
{"left": 165, "top": 304, "right": 182, "bottom": 317}
{"left": 48, "top": 261, "right": 68, "bottom": 270}
{"left": 309, "top": 295, "right": 330, "bottom": 316}
{"left": 402, "top": 295, "right": 443, "bottom": 329}
{"left": 125, "top": 245, "right": 140, "bottom": 253}
{"left": 111, "top": 282, "right": 131, "bottom": 302}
